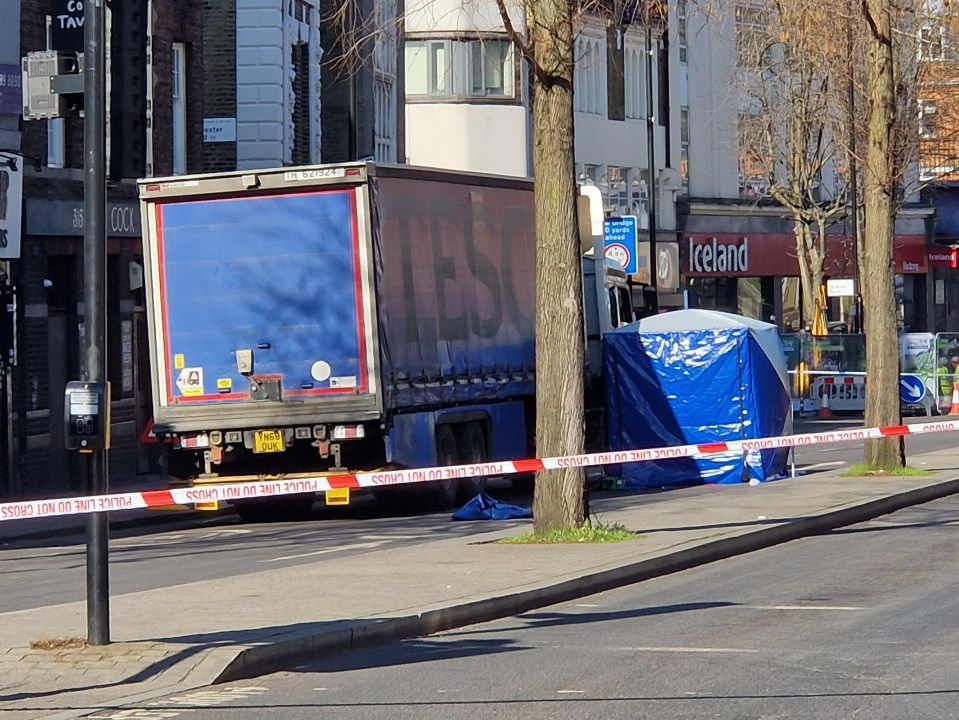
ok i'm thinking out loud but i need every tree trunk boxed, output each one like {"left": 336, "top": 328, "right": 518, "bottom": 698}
{"left": 794, "top": 220, "right": 824, "bottom": 326}
{"left": 795, "top": 220, "right": 816, "bottom": 324}
{"left": 529, "top": 0, "right": 585, "bottom": 532}
{"left": 861, "top": 0, "right": 904, "bottom": 469}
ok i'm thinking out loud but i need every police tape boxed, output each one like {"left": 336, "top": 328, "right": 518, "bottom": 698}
{"left": 3, "top": 418, "right": 958, "bottom": 523}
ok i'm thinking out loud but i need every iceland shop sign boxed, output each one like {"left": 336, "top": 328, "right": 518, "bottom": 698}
{"left": 687, "top": 236, "right": 749, "bottom": 275}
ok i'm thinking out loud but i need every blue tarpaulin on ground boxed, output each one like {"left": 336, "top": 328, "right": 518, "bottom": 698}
{"left": 604, "top": 309, "right": 792, "bottom": 488}
{"left": 452, "top": 492, "right": 533, "bottom": 521}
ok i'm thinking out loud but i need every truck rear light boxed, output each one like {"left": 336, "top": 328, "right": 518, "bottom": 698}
{"left": 332, "top": 424, "right": 365, "bottom": 440}
{"left": 180, "top": 433, "right": 211, "bottom": 449}
{"left": 209, "top": 431, "right": 223, "bottom": 446}
{"left": 225, "top": 431, "right": 242, "bottom": 444}
{"left": 295, "top": 426, "right": 312, "bottom": 440}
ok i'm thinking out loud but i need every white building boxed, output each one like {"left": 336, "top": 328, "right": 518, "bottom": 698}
{"left": 231, "top": 0, "right": 399, "bottom": 169}
{"left": 402, "top": 0, "right": 690, "bottom": 302}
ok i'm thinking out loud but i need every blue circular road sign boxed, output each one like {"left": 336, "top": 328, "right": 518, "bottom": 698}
{"left": 900, "top": 374, "right": 927, "bottom": 404}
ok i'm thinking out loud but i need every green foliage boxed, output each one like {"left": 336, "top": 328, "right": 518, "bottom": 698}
{"left": 497, "top": 520, "right": 637, "bottom": 544}
{"left": 843, "top": 464, "right": 932, "bottom": 477}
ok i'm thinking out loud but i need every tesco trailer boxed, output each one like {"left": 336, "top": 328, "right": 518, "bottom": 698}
{"left": 139, "top": 163, "right": 569, "bottom": 519}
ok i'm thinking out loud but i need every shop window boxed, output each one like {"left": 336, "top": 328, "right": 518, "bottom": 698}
{"left": 689, "top": 276, "right": 737, "bottom": 313}
{"left": 737, "top": 277, "right": 762, "bottom": 319}
{"left": 781, "top": 277, "right": 801, "bottom": 332}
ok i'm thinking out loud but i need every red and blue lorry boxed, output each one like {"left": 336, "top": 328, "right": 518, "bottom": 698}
{"left": 137, "top": 162, "right": 630, "bottom": 519}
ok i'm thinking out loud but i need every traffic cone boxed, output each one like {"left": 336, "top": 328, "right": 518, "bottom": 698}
{"left": 949, "top": 381, "right": 959, "bottom": 415}
{"left": 818, "top": 385, "right": 834, "bottom": 419}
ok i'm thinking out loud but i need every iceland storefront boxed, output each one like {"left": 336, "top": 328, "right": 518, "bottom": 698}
{"left": 681, "top": 204, "right": 933, "bottom": 333}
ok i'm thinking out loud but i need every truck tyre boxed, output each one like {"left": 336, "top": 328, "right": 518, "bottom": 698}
{"left": 233, "top": 493, "right": 316, "bottom": 523}
{"left": 455, "top": 422, "right": 488, "bottom": 502}
{"left": 432, "top": 425, "right": 459, "bottom": 509}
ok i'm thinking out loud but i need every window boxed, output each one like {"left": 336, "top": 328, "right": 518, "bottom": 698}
{"left": 574, "top": 35, "right": 603, "bottom": 115}
{"left": 291, "top": 42, "right": 311, "bottom": 165}
{"left": 677, "top": 0, "right": 688, "bottom": 63}
{"left": 290, "top": 0, "right": 312, "bottom": 22}
{"left": 919, "top": 99, "right": 938, "bottom": 139}
{"left": 920, "top": 25, "right": 945, "bottom": 61}
{"left": 738, "top": 112, "right": 769, "bottom": 197}
{"left": 374, "top": 0, "right": 397, "bottom": 161}
{"left": 735, "top": 4, "right": 767, "bottom": 67}
{"left": 374, "top": 75, "right": 396, "bottom": 161}
{"left": 600, "top": 167, "right": 630, "bottom": 215}
{"left": 45, "top": 15, "right": 65, "bottom": 168}
{"left": 171, "top": 42, "right": 186, "bottom": 175}
{"left": 680, "top": 106, "right": 689, "bottom": 189}
{"left": 471, "top": 41, "right": 511, "bottom": 97}
{"left": 624, "top": 43, "right": 646, "bottom": 120}
{"left": 405, "top": 38, "right": 514, "bottom": 99}
{"left": 606, "top": 28, "right": 625, "bottom": 121}
{"left": 631, "top": 170, "right": 649, "bottom": 229}
{"left": 582, "top": 164, "right": 600, "bottom": 186}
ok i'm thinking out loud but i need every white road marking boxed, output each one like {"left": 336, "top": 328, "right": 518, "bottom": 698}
{"left": 612, "top": 646, "right": 759, "bottom": 653}
{"left": 746, "top": 605, "right": 863, "bottom": 611}
{"left": 799, "top": 461, "right": 847, "bottom": 471}
{"left": 88, "top": 686, "right": 268, "bottom": 719}
{"left": 198, "top": 528, "right": 252, "bottom": 539}
{"left": 557, "top": 690, "right": 586, "bottom": 694}
{"left": 260, "top": 540, "right": 388, "bottom": 562}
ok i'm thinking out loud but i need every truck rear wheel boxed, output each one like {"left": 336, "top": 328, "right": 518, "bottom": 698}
{"left": 431, "top": 425, "right": 459, "bottom": 509}
{"left": 455, "top": 422, "right": 488, "bottom": 502}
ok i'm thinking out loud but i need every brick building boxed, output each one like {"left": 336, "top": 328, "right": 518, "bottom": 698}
{"left": 917, "top": 20, "right": 959, "bottom": 331}
{"left": 2, "top": 0, "right": 401, "bottom": 499}
{"left": 7, "top": 0, "right": 204, "bottom": 498}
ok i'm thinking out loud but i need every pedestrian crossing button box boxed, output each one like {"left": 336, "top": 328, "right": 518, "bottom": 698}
{"left": 64, "top": 381, "right": 111, "bottom": 452}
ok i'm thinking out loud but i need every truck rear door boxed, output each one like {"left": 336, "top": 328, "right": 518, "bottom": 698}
{"left": 140, "top": 168, "right": 380, "bottom": 429}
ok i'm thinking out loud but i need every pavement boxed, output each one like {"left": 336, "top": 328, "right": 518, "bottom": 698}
{"left": 3, "top": 433, "right": 959, "bottom": 719}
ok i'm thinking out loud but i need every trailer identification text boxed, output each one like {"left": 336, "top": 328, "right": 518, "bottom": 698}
{"left": 284, "top": 168, "right": 346, "bottom": 182}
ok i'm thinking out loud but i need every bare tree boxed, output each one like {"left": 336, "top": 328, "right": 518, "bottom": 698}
{"left": 493, "top": 0, "right": 587, "bottom": 533}
{"left": 493, "top": 0, "right": 662, "bottom": 532}
{"left": 326, "top": 0, "right": 624, "bottom": 531}
{"left": 734, "top": 0, "right": 849, "bottom": 324}
{"left": 722, "top": 0, "right": 941, "bottom": 469}
{"left": 857, "top": 0, "right": 906, "bottom": 468}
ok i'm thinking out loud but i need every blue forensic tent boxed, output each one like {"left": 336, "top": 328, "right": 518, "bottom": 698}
{"left": 604, "top": 309, "right": 792, "bottom": 487}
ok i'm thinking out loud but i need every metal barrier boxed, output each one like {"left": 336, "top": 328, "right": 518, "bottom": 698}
{"left": 782, "top": 333, "right": 867, "bottom": 414}
{"left": 782, "top": 331, "right": 959, "bottom": 417}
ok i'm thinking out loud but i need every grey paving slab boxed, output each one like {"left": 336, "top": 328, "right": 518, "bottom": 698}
{"left": 1, "top": 446, "right": 958, "bottom": 719}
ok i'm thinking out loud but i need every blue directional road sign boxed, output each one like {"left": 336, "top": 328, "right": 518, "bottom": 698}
{"left": 900, "top": 374, "right": 927, "bottom": 404}
{"left": 603, "top": 215, "right": 638, "bottom": 274}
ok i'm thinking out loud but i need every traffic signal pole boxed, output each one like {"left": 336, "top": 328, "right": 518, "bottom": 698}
{"left": 84, "top": 0, "right": 110, "bottom": 646}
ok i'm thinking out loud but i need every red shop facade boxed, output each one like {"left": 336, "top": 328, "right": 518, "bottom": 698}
{"left": 680, "top": 204, "right": 934, "bottom": 333}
